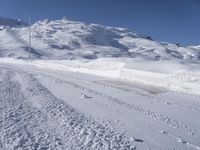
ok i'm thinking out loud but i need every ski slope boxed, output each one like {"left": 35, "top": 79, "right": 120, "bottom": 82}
{"left": 0, "top": 59, "right": 200, "bottom": 150}
{"left": 0, "top": 16, "right": 200, "bottom": 149}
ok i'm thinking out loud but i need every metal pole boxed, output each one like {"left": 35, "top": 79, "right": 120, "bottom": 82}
{"left": 0, "top": 40, "right": 2, "bottom": 57}
{"left": 28, "top": 15, "right": 31, "bottom": 60}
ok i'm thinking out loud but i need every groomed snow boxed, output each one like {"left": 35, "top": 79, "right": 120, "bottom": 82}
{"left": 1, "top": 60, "right": 200, "bottom": 150}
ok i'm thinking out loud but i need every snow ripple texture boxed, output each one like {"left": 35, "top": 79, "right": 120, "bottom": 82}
{"left": 0, "top": 70, "right": 136, "bottom": 150}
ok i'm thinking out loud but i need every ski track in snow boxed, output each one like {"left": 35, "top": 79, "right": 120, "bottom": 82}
{"left": 0, "top": 69, "right": 136, "bottom": 150}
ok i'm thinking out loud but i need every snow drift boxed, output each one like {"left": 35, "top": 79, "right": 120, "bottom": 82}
{"left": 1, "top": 58, "right": 200, "bottom": 96}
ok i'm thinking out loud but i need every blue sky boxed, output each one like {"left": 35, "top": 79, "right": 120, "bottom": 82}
{"left": 0, "top": 0, "right": 200, "bottom": 46}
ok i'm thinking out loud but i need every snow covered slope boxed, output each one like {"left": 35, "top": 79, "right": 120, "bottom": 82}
{"left": 1, "top": 17, "right": 200, "bottom": 150}
{"left": 0, "top": 17, "right": 199, "bottom": 63}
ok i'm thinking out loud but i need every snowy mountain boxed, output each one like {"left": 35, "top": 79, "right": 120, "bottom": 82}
{"left": 0, "top": 17, "right": 199, "bottom": 63}
{"left": 1, "top": 17, "right": 200, "bottom": 150}
{"left": 187, "top": 46, "right": 200, "bottom": 61}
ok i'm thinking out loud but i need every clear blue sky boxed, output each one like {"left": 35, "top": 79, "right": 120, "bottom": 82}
{"left": 0, "top": 0, "right": 200, "bottom": 46}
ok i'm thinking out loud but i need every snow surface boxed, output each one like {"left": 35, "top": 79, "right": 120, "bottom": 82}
{"left": 1, "top": 61, "right": 200, "bottom": 150}
{"left": 0, "top": 16, "right": 200, "bottom": 149}
{"left": 0, "top": 58, "right": 200, "bottom": 96}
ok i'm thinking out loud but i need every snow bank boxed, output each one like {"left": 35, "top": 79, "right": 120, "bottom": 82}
{"left": 120, "top": 68, "right": 200, "bottom": 95}
{"left": 36, "top": 59, "right": 124, "bottom": 78}
{"left": 0, "top": 58, "right": 124, "bottom": 78}
{"left": 0, "top": 58, "right": 200, "bottom": 96}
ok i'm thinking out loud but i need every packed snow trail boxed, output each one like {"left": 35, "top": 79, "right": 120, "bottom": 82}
{"left": 1, "top": 63, "right": 200, "bottom": 149}
{"left": 0, "top": 68, "right": 136, "bottom": 150}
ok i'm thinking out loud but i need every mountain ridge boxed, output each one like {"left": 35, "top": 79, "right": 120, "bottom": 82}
{"left": 0, "top": 16, "right": 199, "bottom": 63}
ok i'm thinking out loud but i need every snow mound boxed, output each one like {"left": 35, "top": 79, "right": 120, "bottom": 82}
{"left": 1, "top": 58, "right": 200, "bottom": 96}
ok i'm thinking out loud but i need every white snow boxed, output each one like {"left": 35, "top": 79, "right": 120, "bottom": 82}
{"left": 0, "top": 57, "right": 200, "bottom": 96}
{"left": 0, "top": 16, "right": 200, "bottom": 150}
{"left": 0, "top": 17, "right": 200, "bottom": 63}
{"left": 1, "top": 61, "right": 200, "bottom": 149}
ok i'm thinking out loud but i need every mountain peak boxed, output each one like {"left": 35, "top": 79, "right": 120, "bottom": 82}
{"left": 0, "top": 17, "right": 199, "bottom": 62}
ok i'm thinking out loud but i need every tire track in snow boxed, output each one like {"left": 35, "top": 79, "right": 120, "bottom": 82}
{"left": 0, "top": 70, "right": 63, "bottom": 150}
{"left": 1, "top": 65, "right": 199, "bottom": 148}
{"left": 20, "top": 73, "right": 136, "bottom": 150}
